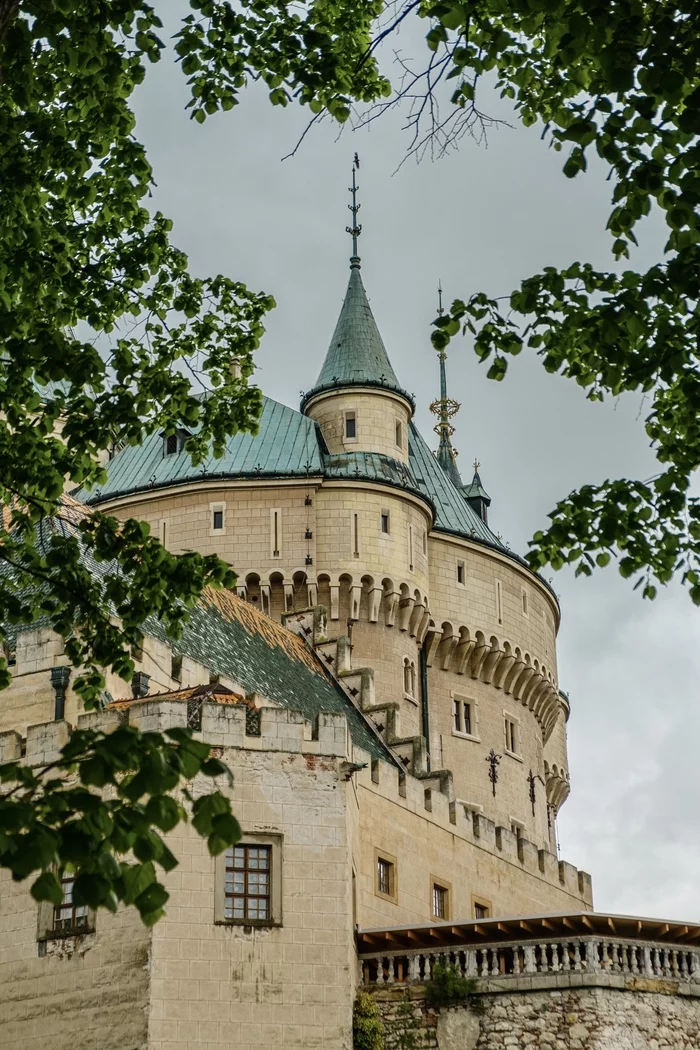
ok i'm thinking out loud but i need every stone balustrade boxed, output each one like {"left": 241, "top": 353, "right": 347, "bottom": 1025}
{"left": 359, "top": 936, "right": 700, "bottom": 990}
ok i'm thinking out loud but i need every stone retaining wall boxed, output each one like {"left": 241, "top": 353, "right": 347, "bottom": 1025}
{"left": 373, "top": 983, "right": 700, "bottom": 1050}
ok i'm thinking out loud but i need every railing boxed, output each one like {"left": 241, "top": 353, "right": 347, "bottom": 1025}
{"left": 359, "top": 938, "right": 700, "bottom": 987}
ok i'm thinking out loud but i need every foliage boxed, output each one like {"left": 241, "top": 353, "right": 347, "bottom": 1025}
{"left": 424, "top": 963, "right": 477, "bottom": 1009}
{"left": 353, "top": 990, "right": 385, "bottom": 1050}
{"left": 0, "top": 723, "right": 240, "bottom": 925}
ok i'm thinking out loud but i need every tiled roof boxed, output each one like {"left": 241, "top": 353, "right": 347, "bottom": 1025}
{"left": 300, "top": 268, "right": 413, "bottom": 409}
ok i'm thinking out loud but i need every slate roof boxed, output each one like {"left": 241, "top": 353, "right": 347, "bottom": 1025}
{"left": 300, "top": 268, "right": 414, "bottom": 410}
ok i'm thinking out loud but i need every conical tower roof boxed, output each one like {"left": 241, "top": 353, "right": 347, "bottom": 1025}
{"left": 301, "top": 267, "right": 413, "bottom": 411}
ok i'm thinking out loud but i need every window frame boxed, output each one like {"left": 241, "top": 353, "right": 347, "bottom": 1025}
{"left": 210, "top": 501, "right": 226, "bottom": 536}
{"left": 380, "top": 510, "right": 390, "bottom": 535}
{"left": 374, "top": 848, "right": 398, "bottom": 904}
{"left": 451, "top": 693, "right": 480, "bottom": 741}
{"left": 456, "top": 560, "right": 466, "bottom": 587}
{"left": 472, "top": 895, "right": 492, "bottom": 920}
{"left": 344, "top": 410, "right": 358, "bottom": 442}
{"left": 270, "top": 508, "right": 282, "bottom": 558}
{"left": 430, "top": 876, "right": 452, "bottom": 921}
{"left": 403, "top": 656, "right": 417, "bottom": 703}
{"left": 37, "top": 873, "right": 95, "bottom": 942}
{"left": 503, "top": 712, "right": 522, "bottom": 760}
{"left": 395, "top": 419, "right": 403, "bottom": 450}
{"left": 215, "top": 832, "right": 283, "bottom": 927}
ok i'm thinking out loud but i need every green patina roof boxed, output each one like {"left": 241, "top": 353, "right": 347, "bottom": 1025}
{"left": 463, "top": 468, "right": 491, "bottom": 505}
{"left": 300, "top": 268, "right": 413, "bottom": 410}
{"left": 83, "top": 397, "right": 324, "bottom": 502}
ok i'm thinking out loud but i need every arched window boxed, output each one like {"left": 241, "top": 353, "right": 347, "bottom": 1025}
{"left": 403, "top": 657, "right": 416, "bottom": 699}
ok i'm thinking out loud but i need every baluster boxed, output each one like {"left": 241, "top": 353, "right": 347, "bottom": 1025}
{"left": 610, "top": 943, "right": 620, "bottom": 973}
{"left": 689, "top": 951, "right": 700, "bottom": 983}
{"left": 572, "top": 942, "right": 582, "bottom": 972}
{"left": 631, "top": 946, "right": 641, "bottom": 974}
{"left": 465, "top": 948, "right": 477, "bottom": 978}
{"left": 560, "top": 943, "right": 571, "bottom": 972}
{"left": 550, "top": 943, "right": 560, "bottom": 973}
{"left": 489, "top": 948, "right": 499, "bottom": 977}
{"left": 479, "top": 949, "right": 489, "bottom": 978}
{"left": 538, "top": 943, "right": 548, "bottom": 973}
{"left": 679, "top": 952, "right": 689, "bottom": 979}
{"left": 671, "top": 950, "right": 680, "bottom": 977}
{"left": 652, "top": 948, "right": 661, "bottom": 976}
{"left": 524, "top": 945, "right": 537, "bottom": 975}
{"left": 406, "top": 954, "right": 419, "bottom": 982}
{"left": 386, "top": 955, "right": 395, "bottom": 984}
{"left": 376, "top": 957, "right": 386, "bottom": 985}
{"left": 642, "top": 946, "right": 652, "bottom": 977}
{"left": 584, "top": 940, "right": 600, "bottom": 973}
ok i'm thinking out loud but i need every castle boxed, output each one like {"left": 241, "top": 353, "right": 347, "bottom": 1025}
{"left": 1, "top": 185, "right": 699, "bottom": 1049}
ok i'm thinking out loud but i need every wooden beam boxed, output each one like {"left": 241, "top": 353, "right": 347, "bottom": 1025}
{"left": 581, "top": 915, "right": 594, "bottom": 930}
{"left": 562, "top": 917, "right": 575, "bottom": 931}
{"left": 607, "top": 917, "right": 617, "bottom": 934}
{"left": 519, "top": 920, "right": 535, "bottom": 934}
{"left": 474, "top": 925, "right": 488, "bottom": 937}
{"left": 541, "top": 918, "right": 556, "bottom": 931}
{"left": 497, "top": 923, "right": 510, "bottom": 935}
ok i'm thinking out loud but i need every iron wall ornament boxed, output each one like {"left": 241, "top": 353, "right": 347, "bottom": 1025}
{"left": 486, "top": 748, "right": 502, "bottom": 796}
{"left": 527, "top": 769, "right": 545, "bottom": 816}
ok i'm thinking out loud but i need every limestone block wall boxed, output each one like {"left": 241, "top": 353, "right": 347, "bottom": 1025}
{"left": 374, "top": 984, "right": 700, "bottom": 1050}
{"left": 427, "top": 534, "right": 559, "bottom": 676}
{"left": 352, "top": 747, "right": 592, "bottom": 929}
{"left": 305, "top": 389, "right": 412, "bottom": 462}
{"left": 426, "top": 667, "right": 551, "bottom": 846}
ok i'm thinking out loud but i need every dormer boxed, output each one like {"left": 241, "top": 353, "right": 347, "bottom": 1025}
{"left": 162, "top": 428, "right": 191, "bottom": 458}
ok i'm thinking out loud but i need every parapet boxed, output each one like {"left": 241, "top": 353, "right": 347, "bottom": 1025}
{"left": 352, "top": 743, "right": 593, "bottom": 907}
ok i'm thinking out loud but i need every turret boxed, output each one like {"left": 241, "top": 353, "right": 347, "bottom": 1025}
{"left": 463, "top": 462, "right": 491, "bottom": 525}
{"left": 300, "top": 162, "right": 414, "bottom": 463}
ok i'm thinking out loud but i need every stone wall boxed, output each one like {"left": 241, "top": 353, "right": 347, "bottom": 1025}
{"left": 374, "top": 983, "right": 700, "bottom": 1050}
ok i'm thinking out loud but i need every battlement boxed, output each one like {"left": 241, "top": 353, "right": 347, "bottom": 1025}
{"left": 352, "top": 742, "right": 592, "bottom": 906}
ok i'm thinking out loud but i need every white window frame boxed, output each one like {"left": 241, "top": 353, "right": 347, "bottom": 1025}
{"left": 214, "top": 832, "right": 283, "bottom": 927}
{"left": 270, "top": 508, "right": 281, "bottom": 558}
{"left": 503, "top": 711, "right": 522, "bottom": 760}
{"left": 209, "top": 501, "right": 226, "bottom": 536}
{"left": 451, "top": 693, "right": 480, "bottom": 741}
{"left": 343, "top": 409, "right": 358, "bottom": 443}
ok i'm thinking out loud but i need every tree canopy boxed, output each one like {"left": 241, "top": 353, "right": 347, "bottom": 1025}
{"left": 1, "top": 0, "right": 698, "bottom": 921}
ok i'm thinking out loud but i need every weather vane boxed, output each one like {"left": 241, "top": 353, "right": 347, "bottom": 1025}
{"left": 346, "top": 154, "right": 362, "bottom": 268}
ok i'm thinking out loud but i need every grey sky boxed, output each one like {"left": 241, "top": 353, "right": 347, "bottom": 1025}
{"left": 132, "top": 7, "right": 700, "bottom": 922}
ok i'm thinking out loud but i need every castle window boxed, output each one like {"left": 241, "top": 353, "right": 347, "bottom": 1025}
{"left": 504, "top": 714, "right": 521, "bottom": 758}
{"left": 215, "top": 834, "right": 283, "bottom": 926}
{"left": 165, "top": 433, "right": 178, "bottom": 456}
{"left": 381, "top": 511, "right": 390, "bottom": 535}
{"left": 271, "top": 508, "right": 281, "bottom": 558}
{"left": 522, "top": 589, "right": 529, "bottom": 617}
{"left": 403, "top": 657, "right": 416, "bottom": 700}
{"left": 163, "top": 428, "right": 190, "bottom": 457}
{"left": 431, "top": 879, "right": 451, "bottom": 921}
{"left": 452, "top": 694, "right": 478, "bottom": 739}
{"left": 472, "top": 897, "right": 491, "bottom": 920}
{"left": 408, "top": 525, "right": 414, "bottom": 572}
{"left": 210, "top": 502, "right": 226, "bottom": 534}
{"left": 496, "top": 580, "right": 503, "bottom": 624}
{"left": 456, "top": 560, "right": 465, "bottom": 585}
{"left": 53, "top": 875, "right": 89, "bottom": 933}
{"left": 352, "top": 513, "right": 360, "bottom": 557}
{"left": 374, "top": 850, "right": 398, "bottom": 902}
{"left": 171, "top": 653, "right": 182, "bottom": 682}
{"left": 395, "top": 420, "right": 403, "bottom": 449}
{"left": 422, "top": 529, "right": 427, "bottom": 556}
{"left": 160, "top": 519, "right": 168, "bottom": 547}
{"left": 345, "top": 411, "right": 357, "bottom": 440}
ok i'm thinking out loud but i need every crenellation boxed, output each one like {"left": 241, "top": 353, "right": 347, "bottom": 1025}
{"left": 25, "top": 719, "right": 70, "bottom": 766}
{"left": 0, "top": 730, "right": 21, "bottom": 762}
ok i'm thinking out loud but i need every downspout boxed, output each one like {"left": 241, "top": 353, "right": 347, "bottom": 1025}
{"left": 419, "top": 639, "right": 431, "bottom": 773}
{"left": 50, "top": 665, "right": 71, "bottom": 720}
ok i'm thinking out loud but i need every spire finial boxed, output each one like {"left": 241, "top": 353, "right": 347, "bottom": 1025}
{"left": 437, "top": 280, "right": 443, "bottom": 316}
{"left": 429, "top": 282, "right": 463, "bottom": 486}
{"left": 346, "top": 154, "right": 362, "bottom": 269}
{"left": 473, "top": 459, "right": 480, "bottom": 473}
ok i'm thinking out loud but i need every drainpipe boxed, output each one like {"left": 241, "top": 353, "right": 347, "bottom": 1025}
{"left": 419, "top": 639, "right": 431, "bottom": 773}
{"left": 50, "top": 666, "right": 71, "bottom": 720}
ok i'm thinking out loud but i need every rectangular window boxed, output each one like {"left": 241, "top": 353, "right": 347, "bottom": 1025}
{"left": 457, "top": 560, "right": 465, "bottom": 585}
{"left": 171, "top": 653, "right": 182, "bottom": 682}
{"left": 452, "top": 696, "right": 475, "bottom": 737}
{"left": 463, "top": 702, "right": 472, "bottom": 736}
{"left": 345, "top": 412, "right": 357, "bottom": 439}
{"left": 213, "top": 509, "right": 224, "bottom": 530}
{"left": 432, "top": 882, "right": 450, "bottom": 921}
{"left": 408, "top": 525, "right": 414, "bottom": 572}
{"left": 160, "top": 519, "right": 168, "bottom": 547}
{"left": 224, "top": 845, "right": 271, "bottom": 922}
{"left": 271, "top": 508, "right": 281, "bottom": 558}
{"left": 395, "top": 420, "right": 403, "bottom": 449}
{"left": 353, "top": 513, "right": 360, "bottom": 557}
{"left": 422, "top": 530, "right": 427, "bottom": 556}
{"left": 381, "top": 511, "right": 390, "bottom": 535}
{"left": 453, "top": 698, "right": 461, "bottom": 732}
{"left": 377, "top": 857, "right": 393, "bottom": 897}
{"left": 210, "top": 502, "right": 226, "bottom": 536}
{"left": 473, "top": 900, "right": 491, "bottom": 920}
{"left": 54, "top": 875, "right": 89, "bottom": 934}
{"left": 496, "top": 579, "right": 503, "bottom": 624}
{"left": 522, "top": 589, "right": 528, "bottom": 616}
{"left": 504, "top": 715, "right": 520, "bottom": 756}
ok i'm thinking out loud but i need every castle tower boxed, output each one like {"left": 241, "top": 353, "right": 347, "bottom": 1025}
{"left": 300, "top": 164, "right": 414, "bottom": 463}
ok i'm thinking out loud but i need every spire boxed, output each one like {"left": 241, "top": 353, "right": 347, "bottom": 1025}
{"left": 463, "top": 459, "right": 492, "bottom": 525}
{"left": 430, "top": 283, "right": 463, "bottom": 488}
{"left": 300, "top": 160, "right": 413, "bottom": 412}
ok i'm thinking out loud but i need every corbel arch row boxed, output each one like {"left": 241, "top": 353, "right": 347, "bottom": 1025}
{"left": 543, "top": 759, "right": 571, "bottom": 810}
{"left": 423, "top": 620, "right": 561, "bottom": 741}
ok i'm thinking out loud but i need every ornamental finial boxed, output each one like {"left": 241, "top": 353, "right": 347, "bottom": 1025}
{"left": 473, "top": 459, "right": 480, "bottom": 473}
{"left": 346, "top": 154, "right": 362, "bottom": 269}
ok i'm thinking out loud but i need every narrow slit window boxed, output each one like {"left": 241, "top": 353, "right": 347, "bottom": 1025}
{"left": 496, "top": 580, "right": 503, "bottom": 624}
{"left": 504, "top": 716, "right": 519, "bottom": 755}
{"left": 345, "top": 412, "right": 356, "bottom": 439}
{"left": 353, "top": 513, "right": 360, "bottom": 557}
{"left": 376, "top": 857, "right": 394, "bottom": 897}
{"left": 381, "top": 511, "right": 390, "bottom": 535}
{"left": 522, "top": 590, "right": 528, "bottom": 616}
{"left": 453, "top": 699, "right": 461, "bottom": 732}
{"left": 271, "top": 509, "right": 281, "bottom": 558}
{"left": 403, "top": 658, "right": 416, "bottom": 698}
{"left": 160, "top": 520, "right": 167, "bottom": 547}
{"left": 457, "top": 560, "right": 465, "bottom": 585}
{"left": 422, "top": 530, "right": 427, "bottom": 556}
{"left": 395, "top": 420, "right": 403, "bottom": 448}
{"left": 171, "top": 653, "right": 182, "bottom": 682}
{"left": 463, "top": 702, "right": 472, "bottom": 736}
{"left": 408, "top": 525, "right": 414, "bottom": 572}
{"left": 213, "top": 509, "right": 223, "bottom": 530}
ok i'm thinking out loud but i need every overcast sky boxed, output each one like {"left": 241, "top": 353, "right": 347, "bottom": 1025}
{"left": 133, "top": 6, "right": 700, "bottom": 922}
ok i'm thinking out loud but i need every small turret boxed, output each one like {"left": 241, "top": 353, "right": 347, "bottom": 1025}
{"left": 463, "top": 461, "right": 491, "bottom": 525}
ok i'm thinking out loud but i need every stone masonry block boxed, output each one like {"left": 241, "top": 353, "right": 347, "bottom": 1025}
{"left": 128, "top": 699, "right": 188, "bottom": 732}
{"left": 201, "top": 703, "right": 246, "bottom": 748}
{"left": 518, "top": 837, "right": 540, "bottom": 875}
{"left": 315, "top": 712, "right": 349, "bottom": 758}
{"left": 0, "top": 730, "right": 21, "bottom": 762}
{"left": 26, "top": 719, "right": 70, "bottom": 765}
{"left": 538, "top": 849, "right": 559, "bottom": 882}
